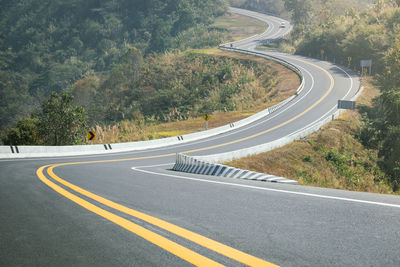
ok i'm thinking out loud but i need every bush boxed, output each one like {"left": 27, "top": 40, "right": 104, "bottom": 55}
{"left": 4, "top": 92, "right": 88, "bottom": 146}
{"left": 303, "top": 154, "right": 313, "bottom": 162}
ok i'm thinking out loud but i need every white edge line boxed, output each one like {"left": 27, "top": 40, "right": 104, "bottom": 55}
{"left": 131, "top": 167, "right": 400, "bottom": 209}
{"left": 289, "top": 63, "right": 357, "bottom": 135}
{"left": 132, "top": 163, "right": 174, "bottom": 169}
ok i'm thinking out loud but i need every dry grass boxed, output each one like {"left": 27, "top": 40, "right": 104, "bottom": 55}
{"left": 212, "top": 12, "right": 267, "bottom": 41}
{"left": 227, "top": 78, "right": 397, "bottom": 194}
{"left": 207, "top": 50, "right": 301, "bottom": 99}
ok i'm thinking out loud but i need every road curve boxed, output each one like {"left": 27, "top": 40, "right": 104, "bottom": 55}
{"left": 1, "top": 8, "right": 400, "bottom": 267}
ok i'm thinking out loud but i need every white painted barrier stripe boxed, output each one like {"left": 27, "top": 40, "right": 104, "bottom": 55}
{"left": 172, "top": 154, "right": 297, "bottom": 184}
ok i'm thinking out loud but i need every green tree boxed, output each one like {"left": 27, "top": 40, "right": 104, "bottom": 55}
{"left": 379, "top": 126, "right": 400, "bottom": 187}
{"left": 37, "top": 92, "right": 88, "bottom": 145}
{"left": 360, "top": 42, "right": 400, "bottom": 187}
{"left": 376, "top": 45, "right": 400, "bottom": 185}
{"left": 3, "top": 117, "right": 42, "bottom": 145}
{"left": 284, "top": 0, "right": 313, "bottom": 25}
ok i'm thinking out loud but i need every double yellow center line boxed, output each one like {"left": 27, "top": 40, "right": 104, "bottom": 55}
{"left": 37, "top": 162, "right": 277, "bottom": 266}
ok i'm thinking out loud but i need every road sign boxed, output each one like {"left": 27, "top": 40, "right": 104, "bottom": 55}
{"left": 320, "top": 49, "right": 325, "bottom": 55}
{"left": 338, "top": 100, "right": 356, "bottom": 110}
{"left": 348, "top": 56, "right": 352, "bottom": 62}
{"left": 203, "top": 114, "right": 210, "bottom": 121}
{"left": 88, "top": 131, "right": 96, "bottom": 141}
{"left": 360, "top": 59, "right": 372, "bottom": 67}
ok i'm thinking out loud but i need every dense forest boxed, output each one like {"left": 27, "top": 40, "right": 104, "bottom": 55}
{"left": 2, "top": 0, "right": 284, "bottom": 146}
{"left": 229, "top": 0, "right": 374, "bottom": 19}
{"left": 0, "top": 0, "right": 227, "bottom": 136}
{"left": 293, "top": 0, "right": 397, "bottom": 70}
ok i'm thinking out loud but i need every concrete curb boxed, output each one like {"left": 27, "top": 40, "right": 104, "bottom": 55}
{"left": 172, "top": 153, "right": 298, "bottom": 184}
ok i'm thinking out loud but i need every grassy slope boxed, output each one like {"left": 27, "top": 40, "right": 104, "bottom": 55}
{"left": 226, "top": 78, "right": 397, "bottom": 194}
{"left": 211, "top": 12, "right": 268, "bottom": 41}
{"left": 93, "top": 12, "right": 300, "bottom": 143}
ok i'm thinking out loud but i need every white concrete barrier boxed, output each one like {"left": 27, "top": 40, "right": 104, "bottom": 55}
{"left": 172, "top": 153, "right": 298, "bottom": 184}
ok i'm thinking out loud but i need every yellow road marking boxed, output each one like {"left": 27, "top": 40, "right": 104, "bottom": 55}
{"left": 45, "top": 165, "right": 277, "bottom": 266}
{"left": 37, "top": 166, "right": 223, "bottom": 266}
{"left": 35, "top": 47, "right": 335, "bottom": 267}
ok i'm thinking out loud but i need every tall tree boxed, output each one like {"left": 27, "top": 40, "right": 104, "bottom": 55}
{"left": 37, "top": 92, "right": 88, "bottom": 145}
{"left": 375, "top": 43, "right": 400, "bottom": 184}
{"left": 284, "top": 0, "right": 313, "bottom": 24}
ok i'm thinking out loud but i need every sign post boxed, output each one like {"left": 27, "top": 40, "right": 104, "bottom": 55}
{"left": 88, "top": 131, "right": 96, "bottom": 144}
{"left": 320, "top": 49, "right": 325, "bottom": 59}
{"left": 347, "top": 56, "right": 352, "bottom": 67}
{"left": 203, "top": 114, "right": 210, "bottom": 130}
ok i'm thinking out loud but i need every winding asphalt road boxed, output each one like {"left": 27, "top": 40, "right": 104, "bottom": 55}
{"left": 1, "top": 8, "right": 400, "bottom": 267}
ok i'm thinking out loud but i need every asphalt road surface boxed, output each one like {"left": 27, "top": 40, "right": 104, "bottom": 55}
{"left": 1, "top": 7, "right": 399, "bottom": 267}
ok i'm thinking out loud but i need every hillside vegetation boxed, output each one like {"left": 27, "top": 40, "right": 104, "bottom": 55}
{"left": 0, "top": 0, "right": 227, "bottom": 133}
{"left": 229, "top": 0, "right": 373, "bottom": 19}
{"left": 89, "top": 50, "right": 300, "bottom": 144}
{"left": 295, "top": 1, "right": 399, "bottom": 72}
{"left": 87, "top": 49, "right": 280, "bottom": 124}
{"left": 3, "top": 8, "right": 301, "bottom": 146}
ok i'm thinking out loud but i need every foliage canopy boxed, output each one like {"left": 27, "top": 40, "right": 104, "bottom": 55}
{"left": 0, "top": 0, "right": 228, "bottom": 132}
